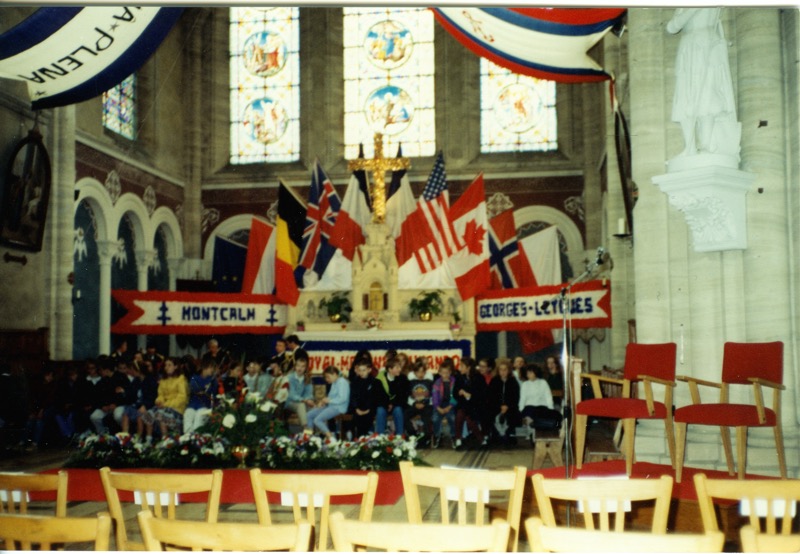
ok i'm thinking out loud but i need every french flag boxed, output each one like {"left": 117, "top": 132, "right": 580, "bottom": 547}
{"left": 241, "top": 217, "right": 276, "bottom": 295}
{"left": 447, "top": 174, "right": 490, "bottom": 300}
{"left": 329, "top": 147, "right": 372, "bottom": 261}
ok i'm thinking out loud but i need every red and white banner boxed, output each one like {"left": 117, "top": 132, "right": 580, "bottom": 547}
{"left": 111, "top": 290, "right": 287, "bottom": 335}
{"left": 475, "top": 280, "right": 611, "bottom": 331}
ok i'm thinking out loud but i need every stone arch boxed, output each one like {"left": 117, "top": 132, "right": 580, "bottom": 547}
{"left": 113, "top": 192, "right": 150, "bottom": 251}
{"left": 204, "top": 214, "right": 254, "bottom": 261}
{"left": 150, "top": 206, "right": 184, "bottom": 258}
{"left": 513, "top": 205, "right": 584, "bottom": 273}
{"left": 74, "top": 177, "right": 114, "bottom": 242}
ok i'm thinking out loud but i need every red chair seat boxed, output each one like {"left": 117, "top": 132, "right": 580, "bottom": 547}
{"left": 674, "top": 404, "right": 776, "bottom": 427}
{"left": 576, "top": 398, "right": 667, "bottom": 419}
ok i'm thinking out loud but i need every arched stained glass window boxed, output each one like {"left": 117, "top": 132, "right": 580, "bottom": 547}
{"left": 229, "top": 7, "right": 300, "bottom": 164}
{"left": 102, "top": 74, "right": 136, "bottom": 140}
{"left": 480, "top": 59, "right": 557, "bottom": 153}
{"left": 343, "top": 8, "right": 435, "bottom": 159}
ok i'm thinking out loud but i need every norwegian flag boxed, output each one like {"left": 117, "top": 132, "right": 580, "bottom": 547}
{"left": 296, "top": 160, "right": 341, "bottom": 287}
{"left": 488, "top": 209, "right": 534, "bottom": 289}
{"left": 396, "top": 152, "right": 463, "bottom": 273}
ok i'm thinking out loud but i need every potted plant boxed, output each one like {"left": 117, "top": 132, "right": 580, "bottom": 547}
{"left": 408, "top": 290, "right": 444, "bottom": 321}
{"left": 450, "top": 309, "right": 462, "bottom": 332}
{"left": 318, "top": 292, "right": 352, "bottom": 323}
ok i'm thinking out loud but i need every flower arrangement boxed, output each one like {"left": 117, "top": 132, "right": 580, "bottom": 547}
{"left": 362, "top": 311, "right": 383, "bottom": 329}
{"left": 258, "top": 433, "right": 423, "bottom": 471}
{"left": 197, "top": 392, "right": 287, "bottom": 453}
{"left": 64, "top": 431, "right": 426, "bottom": 471}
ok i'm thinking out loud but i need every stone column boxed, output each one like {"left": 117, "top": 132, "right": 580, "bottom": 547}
{"left": 96, "top": 240, "right": 116, "bottom": 355}
{"left": 47, "top": 106, "right": 76, "bottom": 359}
{"left": 135, "top": 249, "right": 157, "bottom": 352}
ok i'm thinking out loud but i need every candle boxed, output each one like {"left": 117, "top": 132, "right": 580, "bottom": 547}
{"left": 617, "top": 217, "right": 627, "bottom": 235}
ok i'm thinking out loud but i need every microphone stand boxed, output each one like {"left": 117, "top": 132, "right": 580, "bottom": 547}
{"left": 548, "top": 247, "right": 605, "bottom": 526}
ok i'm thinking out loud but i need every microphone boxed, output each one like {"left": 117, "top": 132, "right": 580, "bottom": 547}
{"left": 596, "top": 247, "right": 605, "bottom": 265}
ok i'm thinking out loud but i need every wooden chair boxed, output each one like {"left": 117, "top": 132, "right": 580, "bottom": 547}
{"left": 138, "top": 509, "right": 312, "bottom": 552}
{"left": 328, "top": 511, "right": 511, "bottom": 552}
{"left": 531, "top": 473, "right": 674, "bottom": 533}
{"left": 525, "top": 516, "right": 724, "bottom": 552}
{"left": 674, "top": 341, "right": 786, "bottom": 483}
{"left": 575, "top": 343, "right": 677, "bottom": 476}
{"left": 398, "top": 460, "right": 526, "bottom": 552}
{"left": 0, "top": 470, "right": 68, "bottom": 516}
{"left": 0, "top": 512, "right": 111, "bottom": 550}
{"left": 100, "top": 467, "right": 223, "bottom": 550}
{"left": 740, "top": 524, "right": 800, "bottom": 553}
{"left": 249, "top": 468, "right": 378, "bottom": 551}
{"left": 694, "top": 472, "right": 800, "bottom": 536}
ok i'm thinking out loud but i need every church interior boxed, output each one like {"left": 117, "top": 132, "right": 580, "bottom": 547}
{"left": 0, "top": 4, "right": 799, "bottom": 531}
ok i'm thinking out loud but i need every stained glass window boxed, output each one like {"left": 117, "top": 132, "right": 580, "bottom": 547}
{"left": 230, "top": 7, "right": 300, "bottom": 164}
{"left": 480, "top": 59, "right": 557, "bottom": 153}
{"left": 343, "top": 8, "right": 435, "bottom": 159}
{"left": 102, "top": 74, "right": 136, "bottom": 140}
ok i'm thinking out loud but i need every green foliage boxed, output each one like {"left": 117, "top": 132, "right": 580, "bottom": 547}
{"left": 318, "top": 292, "right": 353, "bottom": 322}
{"left": 408, "top": 290, "right": 444, "bottom": 318}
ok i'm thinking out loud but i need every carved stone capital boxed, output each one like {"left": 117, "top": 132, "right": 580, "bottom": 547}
{"left": 653, "top": 165, "right": 755, "bottom": 252}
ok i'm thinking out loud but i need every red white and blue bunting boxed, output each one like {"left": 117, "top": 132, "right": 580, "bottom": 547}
{"left": 0, "top": 7, "right": 182, "bottom": 110}
{"left": 475, "top": 280, "right": 611, "bottom": 332}
{"left": 111, "top": 290, "right": 287, "bottom": 335}
{"left": 432, "top": 8, "right": 625, "bottom": 83}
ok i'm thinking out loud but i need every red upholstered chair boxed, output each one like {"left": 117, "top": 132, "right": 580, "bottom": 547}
{"left": 575, "top": 343, "right": 677, "bottom": 476}
{"left": 673, "top": 341, "right": 786, "bottom": 483}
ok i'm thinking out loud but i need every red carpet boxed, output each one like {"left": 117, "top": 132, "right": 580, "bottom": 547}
{"left": 38, "top": 468, "right": 403, "bottom": 506}
{"left": 531, "top": 460, "right": 780, "bottom": 502}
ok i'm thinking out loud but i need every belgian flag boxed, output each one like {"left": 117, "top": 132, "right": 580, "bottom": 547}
{"left": 275, "top": 180, "right": 306, "bottom": 306}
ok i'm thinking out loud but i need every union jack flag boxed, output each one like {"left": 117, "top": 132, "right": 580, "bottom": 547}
{"left": 296, "top": 160, "right": 341, "bottom": 285}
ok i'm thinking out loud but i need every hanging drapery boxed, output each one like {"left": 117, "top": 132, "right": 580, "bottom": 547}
{"left": 431, "top": 8, "right": 625, "bottom": 83}
{"left": 0, "top": 7, "right": 182, "bottom": 110}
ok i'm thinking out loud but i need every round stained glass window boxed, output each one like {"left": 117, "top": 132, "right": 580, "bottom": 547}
{"left": 363, "top": 20, "right": 414, "bottom": 70}
{"left": 243, "top": 97, "right": 288, "bottom": 144}
{"left": 242, "top": 30, "right": 287, "bottom": 78}
{"left": 364, "top": 85, "right": 414, "bottom": 135}
{"left": 494, "top": 83, "right": 543, "bottom": 133}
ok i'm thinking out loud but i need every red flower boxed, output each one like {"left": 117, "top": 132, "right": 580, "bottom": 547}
{"left": 386, "top": 447, "right": 393, "bottom": 453}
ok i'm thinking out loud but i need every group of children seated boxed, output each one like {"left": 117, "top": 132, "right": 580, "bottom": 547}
{"left": 12, "top": 335, "right": 566, "bottom": 451}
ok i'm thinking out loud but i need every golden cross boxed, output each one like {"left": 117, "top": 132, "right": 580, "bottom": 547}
{"left": 347, "top": 133, "right": 411, "bottom": 224}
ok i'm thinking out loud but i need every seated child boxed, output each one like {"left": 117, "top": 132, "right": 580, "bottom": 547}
{"left": 306, "top": 365, "right": 350, "bottom": 438}
{"left": 404, "top": 360, "right": 433, "bottom": 444}
{"left": 431, "top": 359, "right": 457, "bottom": 448}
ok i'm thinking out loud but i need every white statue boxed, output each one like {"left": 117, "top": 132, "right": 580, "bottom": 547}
{"left": 667, "top": 8, "right": 740, "bottom": 164}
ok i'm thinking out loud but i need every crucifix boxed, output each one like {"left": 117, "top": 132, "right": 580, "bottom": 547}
{"left": 347, "top": 133, "right": 410, "bottom": 224}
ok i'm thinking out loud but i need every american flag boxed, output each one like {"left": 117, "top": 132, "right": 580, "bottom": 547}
{"left": 414, "top": 152, "right": 463, "bottom": 273}
{"left": 297, "top": 160, "right": 341, "bottom": 282}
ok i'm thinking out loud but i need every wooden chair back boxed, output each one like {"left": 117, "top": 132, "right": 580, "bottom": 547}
{"left": 525, "top": 516, "right": 724, "bottom": 552}
{"left": 0, "top": 470, "right": 68, "bottom": 517}
{"left": 531, "top": 473, "right": 673, "bottom": 533}
{"left": 249, "top": 468, "right": 378, "bottom": 551}
{"left": 100, "top": 467, "right": 222, "bottom": 550}
{"left": 328, "top": 511, "right": 511, "bottom": 552}
{"left": 399, "top": 460, "right": 526, "bottom": 551}
{"left": 138, "top": 509, "right": 312, "bottom": 551}
{"left": 0, "top": 512, "right": 111, "bottom": 550}
{"left": 740, "top": 524, "right": 800, "bottom": 552}
{"left": 694, "top": 473, "right": 800, "bottom": 535}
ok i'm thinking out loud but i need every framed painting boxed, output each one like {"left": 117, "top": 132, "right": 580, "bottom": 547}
{"left": 0, "top": 128, "right": 51, "bottom": 252}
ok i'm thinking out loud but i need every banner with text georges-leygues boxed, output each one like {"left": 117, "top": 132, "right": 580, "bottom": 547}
{"left": 475, "top": 280, "right": 611, "bottom": 331}
{"left": 111, "top": 290, "right": 287, "bottom": 335}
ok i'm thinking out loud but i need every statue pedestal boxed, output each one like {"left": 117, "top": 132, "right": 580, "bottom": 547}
{"left": 652, "top": 165, "right": 755, "bottom": 252}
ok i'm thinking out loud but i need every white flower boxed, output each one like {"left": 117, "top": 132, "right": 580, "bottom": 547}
{"left": 245, "top": 414, "right": 257, "bottom": 423}
{"left": 222, "top": 414, "right": 237, "bottom": 428}
{"left": 394, "top": 448, "right": 403, "bottom": 457}
{"left": 260, "top": 401, "right": 277, "bottom": 412}
{"left": 246, "top": 392, "right": 261, "bottom": 403}
{"left": 371, "top": 451, "right": 380, "bottom": 459}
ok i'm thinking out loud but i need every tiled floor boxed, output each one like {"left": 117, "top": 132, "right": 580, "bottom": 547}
{"left": 0, "top": 421, "right": 619, "bottom": 551}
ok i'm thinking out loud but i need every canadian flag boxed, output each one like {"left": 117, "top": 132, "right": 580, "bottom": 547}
{"left": 241, "top": 217, "right": 276, "bottom": 295}
{"left": 447, "top": 174, "right": 490, "bottom": 300}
